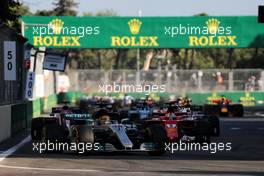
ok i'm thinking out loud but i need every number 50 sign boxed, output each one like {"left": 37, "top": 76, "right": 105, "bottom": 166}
{"left": 4, "top": 41, "right": 16, "bottom": 80}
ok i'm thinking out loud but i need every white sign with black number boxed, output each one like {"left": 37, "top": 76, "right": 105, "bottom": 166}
{"left": 4, "top": 41, "right": 16, "bottom": 80}
{"left": 24, "top": 48, "right": 31, "bottom": 60}
{"left": 43, "top": 54, "right": 66, "bottom": 71}
{"left": 25, "top": 71, "right": 35, "bottom": 99}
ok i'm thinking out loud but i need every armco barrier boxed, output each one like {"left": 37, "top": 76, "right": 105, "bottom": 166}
{"left": 0, "top": 105, "right": 11, "bottom": 142}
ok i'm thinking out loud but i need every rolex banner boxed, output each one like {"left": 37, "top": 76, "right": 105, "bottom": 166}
{"left": 22, "top": 16, "right": 264, "bottom": 48}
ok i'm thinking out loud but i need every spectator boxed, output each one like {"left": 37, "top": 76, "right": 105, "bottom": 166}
{"left": 246, "top": 76, "right": 256, "bottom": 91}
{"left": 190, "top": 73, "right": 198, "bottom": 87}
{"left": 216, "top": 72, "right": 224, "bottom": 84}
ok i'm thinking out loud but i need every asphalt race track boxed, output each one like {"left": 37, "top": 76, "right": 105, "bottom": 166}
{"left": 0, "top": 116, "right": 264, "bottom": 176}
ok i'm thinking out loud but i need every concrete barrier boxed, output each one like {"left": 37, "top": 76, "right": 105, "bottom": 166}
{"left": 11, "top": 103, "right": 27, "bottom": 135}
{"left": 0, "top": 105, "right": 11, "bottom": 142}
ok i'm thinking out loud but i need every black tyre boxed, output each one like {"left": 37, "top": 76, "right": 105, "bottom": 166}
{"left": 145, "top": 124, "right": 167, "bottom": 156}
{"left": 39, "top": 122, "right": 67, "bottom": 153}
{"left": 42, "top": 123, "right": 68, "bottom": 143}
{"left": 71, "top": 125, "right": 94, "bottom": 144}
{"left": 230, "top": 104, "right": 244, "bottom": 117}
{"left": 31, "top": 118, "right": 45, "bottom": 141}
{"left": 208, "top": 116, "right": 220, "bottom": 136}
{"left": 204, "top": 104, "right": 219, "bottom": 116}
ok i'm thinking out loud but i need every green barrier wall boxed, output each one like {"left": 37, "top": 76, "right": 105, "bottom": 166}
{"left": 57, "top": 91, "right": 84, "bottom": 104}
{"left": 32, "top": 98, "right": 41, "bottom": 117}
{"left": 186, "top": 91, "right": 264, "bottom": 106}
{"left": 85, "top": 92, "right": 171, "bottom": 99}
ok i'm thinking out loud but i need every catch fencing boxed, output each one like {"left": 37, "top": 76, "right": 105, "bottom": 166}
{"left": 68, "top": 69, "right": 264, "bottom": 95}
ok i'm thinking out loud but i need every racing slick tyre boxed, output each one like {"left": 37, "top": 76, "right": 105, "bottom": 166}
{"left": 40, "top": 123, "right": 68, "bottom": 153}
{"left": 42, "top": 123, "right": 68, "bottom": 143}
{"left": 31, "top": 118, "right": 45, "bottom": 141}
{"left": 145, "top": 124, "right": 167, "bottom": 156}
{"left": 71, "top": 125, "right": 94, "bottom": 144}
{"left": 204, "top": 104, "right": 219, "bottom": 116}
{"left": 229, "top": 104, "right": 244, "bottom": 117}
{"left": 208, "top": 116, "right": 220, "bottom": 136}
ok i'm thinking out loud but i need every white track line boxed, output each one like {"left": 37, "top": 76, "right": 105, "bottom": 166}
{"left": 0, "top": 135, "right": 31, "bottom": 162}
{"left": 0, "top": 164, "right": 101, "bottom": 172}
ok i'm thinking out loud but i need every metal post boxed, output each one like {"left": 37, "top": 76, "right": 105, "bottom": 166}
{"left": 166, "top": 65, "right": 171, "bottom": 92}
{"left": 198, "top": 70, "right": 203, "bottom": 92}
{"left": 136, "top": 10, "right": 142, "bottom": 85}
{"left": 228, "top": 70, "right": 234, "bottom": 91}
{"left": 21, "top": 21, "right": 25, "bottom": 37}
{"left": 261, "top": 70, "right": 264, "bottom": 91}
{"left": 137, "top": 48, "right": 140, "bottom": 71}
{"left": 136, "top": 11, "right": 141, "bottom": 72}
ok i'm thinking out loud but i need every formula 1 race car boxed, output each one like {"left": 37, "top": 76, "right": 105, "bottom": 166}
{"left": 204, "top": 96, "right": 244, "bottom": 117}
{"left": 150, "top": 100, "right": 220, "bottom": 143}
{"left": 31, "top": 105, "right": 167, "bottom": 155}
{"left": 31, "top": 96, "right": 220, "bottom": 155}
{"left": 119, "top": 97, "right": 219, "bottom": 144}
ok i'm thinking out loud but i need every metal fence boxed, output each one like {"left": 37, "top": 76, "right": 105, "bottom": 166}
{"left": 69, "top": 69, "right": 264, "bottom": 94}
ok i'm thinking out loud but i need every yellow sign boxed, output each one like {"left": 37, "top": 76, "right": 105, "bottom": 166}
{"left": 49, "top": 18, "right": 64, "bottom": 34}
{"left": 189, "top": 18, "right": 237, "bottom": 47}
{"left": 206, "top": 18, "right": 220, "bottom": 34}
{"left": 111, "top": 18, "right": 159, "bottom": 47}
{"left": 33, "top": 36, "right": 80, "bottom": 47}
{"left": 33, "top": 19, "right": 81, "bottom": 47}
{"left": 128, "top": 19, "right": 142, "bottom": 35}
{"left": 240, "top": 92, "right": 256, "bottom": 106}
